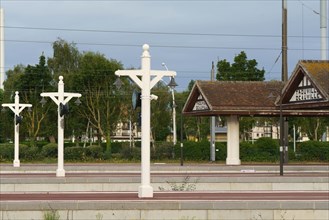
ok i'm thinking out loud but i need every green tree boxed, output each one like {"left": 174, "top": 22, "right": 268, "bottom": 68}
{"left": 15, "top": 54, "right": 54, "bottom": 145}
{"left": 73, "top": 51, "right": 123, "bottom": 154}
{"left": 47, "top": 38, "right": 80, "bottom": 80}
{"left": 216, "top": 51, "right": 265, "bottom": 81}
{"left": 0, "top": 88, "right": 5, "bottom": 142}
{"left": 290, "top": 117, "right": 329, "bottom": 141}
{"left": 216, "top": 51, "right": 265, "bottom": 141}
{"left": 151, "top": 81, "right": 171, "bottom": 142}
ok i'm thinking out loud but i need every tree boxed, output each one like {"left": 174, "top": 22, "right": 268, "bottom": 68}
{"left": 47, "top": 38, "right": 80, "bottom": 77}
{"left": 290, "top": 117, "right": 329, "bottom": 141}
{"left": 151, "top": 81, "right": 171, "bottom": 143}
{"left": 0, "top": 88, "right": 5, "bottom": 142}
{"left": 216, "top": 51, "right": 265, "bottom": 81}
{"left": 15, "top": 54, "right": 54, "bottom": 145}
{"left": 73, "top": 51, "right": 123, "bottom": 154}
{"left": 216, "top": 51, "right": 265, "bottom": 141}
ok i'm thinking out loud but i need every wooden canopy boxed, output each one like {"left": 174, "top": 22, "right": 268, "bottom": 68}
{"left": 183, "top": 60, "right": 329, "bottom": 117}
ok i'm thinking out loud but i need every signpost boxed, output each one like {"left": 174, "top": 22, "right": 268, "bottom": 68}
{"left": 2, "top": 91, "right": 32, "bottom": 167}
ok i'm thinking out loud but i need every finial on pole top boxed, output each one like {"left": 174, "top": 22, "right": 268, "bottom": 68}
{"left": 142, "top": 44, "right": 150, "bottom": 58}
{"left": 143, "top": 44, "right": 149, "bottom": 51}
{"left": 59, "top": 76, "right": 64, "bottom": 81}
{"left": 15, "top": 91, "right": 19, "bottom": 95}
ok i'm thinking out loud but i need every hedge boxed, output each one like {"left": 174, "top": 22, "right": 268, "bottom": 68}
{"left": 296, "top": 141, "right": 329, "bottom": 162}
{"left": 0, "top": 140, "right": 328, "bottom": 163}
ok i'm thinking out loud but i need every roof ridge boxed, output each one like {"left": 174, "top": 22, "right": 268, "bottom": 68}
{"left": 300, "top": 60, "right": 329, "bottom": 63}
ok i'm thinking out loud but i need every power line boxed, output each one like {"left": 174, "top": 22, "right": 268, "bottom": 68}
{"left": 0, "top": 0, "right": 321, "bottom": 2}
{"left": 4, "top": 25, "right": 322, "bottom": 39}
{"left": 5, "top": 39, "right": 326, "bottom": 51}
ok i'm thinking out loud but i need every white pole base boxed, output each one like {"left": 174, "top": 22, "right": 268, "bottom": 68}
{"left": 138, "top": 185, "right": 153, "bottom": 198}
{"left": 226, "top": 158, "right": 241, "bottom": 165}
{"left": 56, "top": 169, "right": 65, "bottom": 177}
{"left": 13, "top": 160, "right": 20, "bottom": 167}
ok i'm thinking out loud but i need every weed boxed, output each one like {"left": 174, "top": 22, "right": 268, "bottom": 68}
{"left": 43, "top": 210, "right": 60, "bottom": 220}
{"left": 159, "top": 176, "right": 198, "bottom": 191}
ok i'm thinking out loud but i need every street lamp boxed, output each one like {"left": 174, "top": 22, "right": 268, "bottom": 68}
{"left": 115, "top": 44, "right": 176, "bottom": 198}
{"left": 40, "top": 76, "right": 81, "bottom": 177}
{"left": 162, "top": 62, "right": 178, "bottom": 146}
{"left": 2, "top": 91, "right": 32, "bottom": 167}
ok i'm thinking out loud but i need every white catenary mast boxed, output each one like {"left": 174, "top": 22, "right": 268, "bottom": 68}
{"left": 0, "top": 8, "right": 4, "bottom": 90}
{"left": 320, "top": 0, "right": 327, "bottom": 60}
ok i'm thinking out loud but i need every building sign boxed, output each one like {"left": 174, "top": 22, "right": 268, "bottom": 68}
{"left": 193, "top": 95, "right": 209, "bottom": 111}
{"left": 290, "top": 76, "right": 323, "bottom": 103}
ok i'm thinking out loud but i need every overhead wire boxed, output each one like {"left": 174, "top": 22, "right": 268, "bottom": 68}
{"left": 4, "top": 25, "right": 322, "bottom": 39}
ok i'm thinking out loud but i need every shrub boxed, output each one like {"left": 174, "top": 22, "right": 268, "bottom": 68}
{"left": 152, "top": 142, "right": 174, "bottom": 160}
{"left": 298, "top": 141, "right": 329, "bottom": 162}
{"left": 215, "top": 142, "right": 227, "bottom": 161}
{"left": 41, "top": 143, "right": 58, "bottom": 158}
{"left": 85, "top": 145, "right": 104, "bottom": 160}
{"left": 254, "top": 137, "right": 279, "bottom": 156}
{"left": 0, "top": 144, "right": 14, "bottom": 161}
{"left": 175, "top": 141, "right": 210, "bottom": 161}
{"left": 240, "top": 141, "right": 257, "bottom": 161}
{"left": 110, "top": 142, "right": 124, "bottom": 154}
{"left": 64, "top": 147, "right": 86, "bottom": 161}
{"left": 20, "top": 146, "right": 43, "bottom": 161}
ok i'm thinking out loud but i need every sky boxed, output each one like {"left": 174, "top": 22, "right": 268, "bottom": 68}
{"left": 0, "top": 0, "right": 327, "bottom": 91}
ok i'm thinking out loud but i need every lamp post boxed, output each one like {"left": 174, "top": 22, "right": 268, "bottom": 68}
{"left": 40, "top": 76, "right": 81, "bottom": 177}
{"left": 161, "top": 63, "right": 178, "bottom": 146}
{"left": 2, "top": 91, "right": 32, "bottom": 167}
{"left": 115, "top": 44, "right": 176, "bottom": 198}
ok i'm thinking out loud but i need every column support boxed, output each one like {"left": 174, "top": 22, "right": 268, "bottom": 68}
{"left": 226, "top": 115, "right": 241, "bottom": 165}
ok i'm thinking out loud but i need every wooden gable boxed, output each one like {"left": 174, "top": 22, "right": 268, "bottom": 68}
{"left": 280, "top": 60, "right": 329, "bottom": 110}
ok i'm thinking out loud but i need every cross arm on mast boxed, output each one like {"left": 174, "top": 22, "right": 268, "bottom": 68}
{"left": 41, "top": 92, "right": 60, "bottom": 105}
{"left": 18, "top": 104, "right": 32, "bottom": 114}
{"left": 115, "top": 70, "right": 143, "bottom": 89}
{"left": 149, "top": 70, "right": 176, "bottom": 89}
{"left": 63, "top": 93, "right": 81, "bottom": 105}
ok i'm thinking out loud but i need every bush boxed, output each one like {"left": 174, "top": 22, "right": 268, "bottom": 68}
{"left": 152, "top": 142, "right": 174, "bottom": 160}
{"left": 20, "top": 146, "right": 43, "bottom": 161}
{"left": 64, "top": 147, "right": 86, "bottom": 161}
{"left": 41, "top": 143, "right": 58, "bottom": 158}
{"left": 215, "top": 142, "right": 227, "bottom": 161}
{"left": 297, "top": 141, "right": 329, "bottom": 162}
{"left": 174, "top": 141, "right": 210, "bottom": 161}
{"left": 254, "top": 137, "right": 278, "bottom": 156}
{"left": 240, "top": 141, "right": 257, "bottom": 161}
{"left": 0, "top": 144, "right": 14, "bottom": 161}
{"left": 85, "top": 145, "right": 104, "bottom": 160}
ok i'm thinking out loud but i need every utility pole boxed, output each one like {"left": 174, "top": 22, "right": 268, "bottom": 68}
{"left": 282, "top": 0, "right": 288, "bottom": 82}
{"left": 210, "top": 61, "right": 216, "bottom": 162}
{"left": 282, "top": 0, "right": 289, "bottom": 167}
{"left": 2, "top": 92, "right": 32, "bottom": 167}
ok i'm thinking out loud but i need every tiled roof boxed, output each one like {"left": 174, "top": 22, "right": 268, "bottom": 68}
{"left": 183, "top": 60, "right": 329, "bottom": 116}
{"left": 197, "top": 80, "right": 283, "bottom": 110}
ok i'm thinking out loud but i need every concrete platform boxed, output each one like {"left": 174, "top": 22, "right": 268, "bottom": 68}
{"left": 1, "top": 163, "right": 328, "bottom": 220}
{"left": 1, "top": 163, "right": 328, "bottom": 192}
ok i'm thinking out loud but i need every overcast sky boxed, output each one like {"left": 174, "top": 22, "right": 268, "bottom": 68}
{"left": 0, "top": 0, "right": 327, "bottom": 91}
